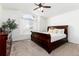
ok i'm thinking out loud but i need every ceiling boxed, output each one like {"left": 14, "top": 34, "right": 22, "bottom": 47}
{"left": 1, "top": 3, "right": 79, "bottom": 17}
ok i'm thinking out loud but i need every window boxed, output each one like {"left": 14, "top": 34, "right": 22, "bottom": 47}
{"left": 22, "top": 14, "right": 33, "bottom": 30}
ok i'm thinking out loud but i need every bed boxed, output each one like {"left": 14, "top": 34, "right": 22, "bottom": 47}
{"left": 31, "top": 25, "right": 68, "bottom": 53}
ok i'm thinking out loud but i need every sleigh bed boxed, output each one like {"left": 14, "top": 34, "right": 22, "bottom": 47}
{"left": 31, "top": 25, "right": 68, "bottom": 53}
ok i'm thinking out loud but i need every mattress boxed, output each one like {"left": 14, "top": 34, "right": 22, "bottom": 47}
{"left": 50, "top": 33, "right": 66, "bottom": 42}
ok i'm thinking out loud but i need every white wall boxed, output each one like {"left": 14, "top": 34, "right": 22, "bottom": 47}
{"left": 47, "top": 9, "right": 79, "bottom": 44}
{"left": 0, "top": 5, "right": 3, "bottom": 27}
{"left": 39, "top": 16, "right": 47, "bottom": 32}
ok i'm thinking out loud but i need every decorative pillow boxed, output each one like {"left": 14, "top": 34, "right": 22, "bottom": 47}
{"left": 52, "top": 29, "right": 58, "bottom": 34}
{"left": 53, "top": 29, "right": 64, "bottom": 34}
{"left": 58, "top": 29, "right": 64, "bottom": 34}
{"left": 48, "top": 28, "right": 54, "bottom": 33}
{"left": 48, "top": 27, "right": 64, "bottom": 34}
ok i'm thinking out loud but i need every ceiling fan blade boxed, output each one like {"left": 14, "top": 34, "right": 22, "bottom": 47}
{"left": 43, "top": 6, "right": 51, "bottom": 8}
{"left": 34, "top": 3, "right": 39, "bottom": 6}
{"left": 33, "top": 7, "right": 40, "bottom": 10}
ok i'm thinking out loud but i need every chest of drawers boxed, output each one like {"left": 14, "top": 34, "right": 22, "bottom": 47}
{"left": 0, "top": 32, "right": 12, "bottom": 56}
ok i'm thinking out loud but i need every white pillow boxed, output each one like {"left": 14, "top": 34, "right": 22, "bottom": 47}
{"left": 58, "top": 29, "right": 64, "bottom": 34}
{"left": 53, "top": 29, "right": 64, "bottom": 34}
{"left": 52, "top": 29, "right": 58, "bottom": 34}
{"left": 48, "top": 28, "right": 53, "bottom": 33}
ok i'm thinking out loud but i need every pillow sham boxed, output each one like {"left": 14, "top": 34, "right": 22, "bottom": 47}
{"left": 48, "top": 28, "right": 54, "bottom": 33}
{"left": 53, "top": 29, "right": 64, "bottom": 34}
{"left": 48, "top": 27, "right": 65, "bottom": 34}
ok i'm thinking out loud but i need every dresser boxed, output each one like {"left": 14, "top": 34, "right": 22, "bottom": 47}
{"left": 0, "top": 32, "right": 12, "bottom": 56}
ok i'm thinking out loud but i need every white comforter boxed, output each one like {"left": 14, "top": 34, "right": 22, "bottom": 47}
{"left": 50, "top": 33, "right": 66, "bottom": 42}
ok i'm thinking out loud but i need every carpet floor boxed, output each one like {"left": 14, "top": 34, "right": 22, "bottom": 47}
{"left": 10, "top": 39, "right": 79, "bottom": 56}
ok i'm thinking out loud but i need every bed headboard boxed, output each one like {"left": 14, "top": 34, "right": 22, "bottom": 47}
{"left": 47, "top": 25, "right": 68, "bottom": 38}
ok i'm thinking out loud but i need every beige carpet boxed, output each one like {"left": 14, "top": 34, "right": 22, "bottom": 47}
{"left": 10, "top": 39, "right": 79, "bottom": 56}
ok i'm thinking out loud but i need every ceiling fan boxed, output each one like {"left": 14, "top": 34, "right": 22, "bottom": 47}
{"left": 33, "top": 3, "right": 51, "bottom": 12}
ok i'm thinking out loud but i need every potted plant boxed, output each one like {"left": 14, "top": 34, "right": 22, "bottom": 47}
{"left": 2, "top": 18, "right": 17, "bottom": 33}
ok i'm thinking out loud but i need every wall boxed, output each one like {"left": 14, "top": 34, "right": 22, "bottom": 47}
{"left": 39, "top": 16, "right": 47, "bottom": 32}
{"left": 0, "top": 5, "right": 3, "bottom": 27}
{"left": 47, "top": 9, "right": 79, "bottom": 44}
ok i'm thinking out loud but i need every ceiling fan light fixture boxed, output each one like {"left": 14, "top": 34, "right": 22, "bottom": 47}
{"left": 40, "top": 7, "right": 44, "bottom": 12}
{"left": 33, "top": 3, "right": 51, "bottom": 12}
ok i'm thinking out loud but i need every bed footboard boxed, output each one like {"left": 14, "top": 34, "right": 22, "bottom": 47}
{"left": 31, "top": 31, "right": 51, "bottom": 43}
{"left": 31, "top": 31, "right": 51, "bottom": 52}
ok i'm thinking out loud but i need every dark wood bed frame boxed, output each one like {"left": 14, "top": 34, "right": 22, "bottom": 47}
{"left": 31, "top": 25, "right": 68, "bottom": 53}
